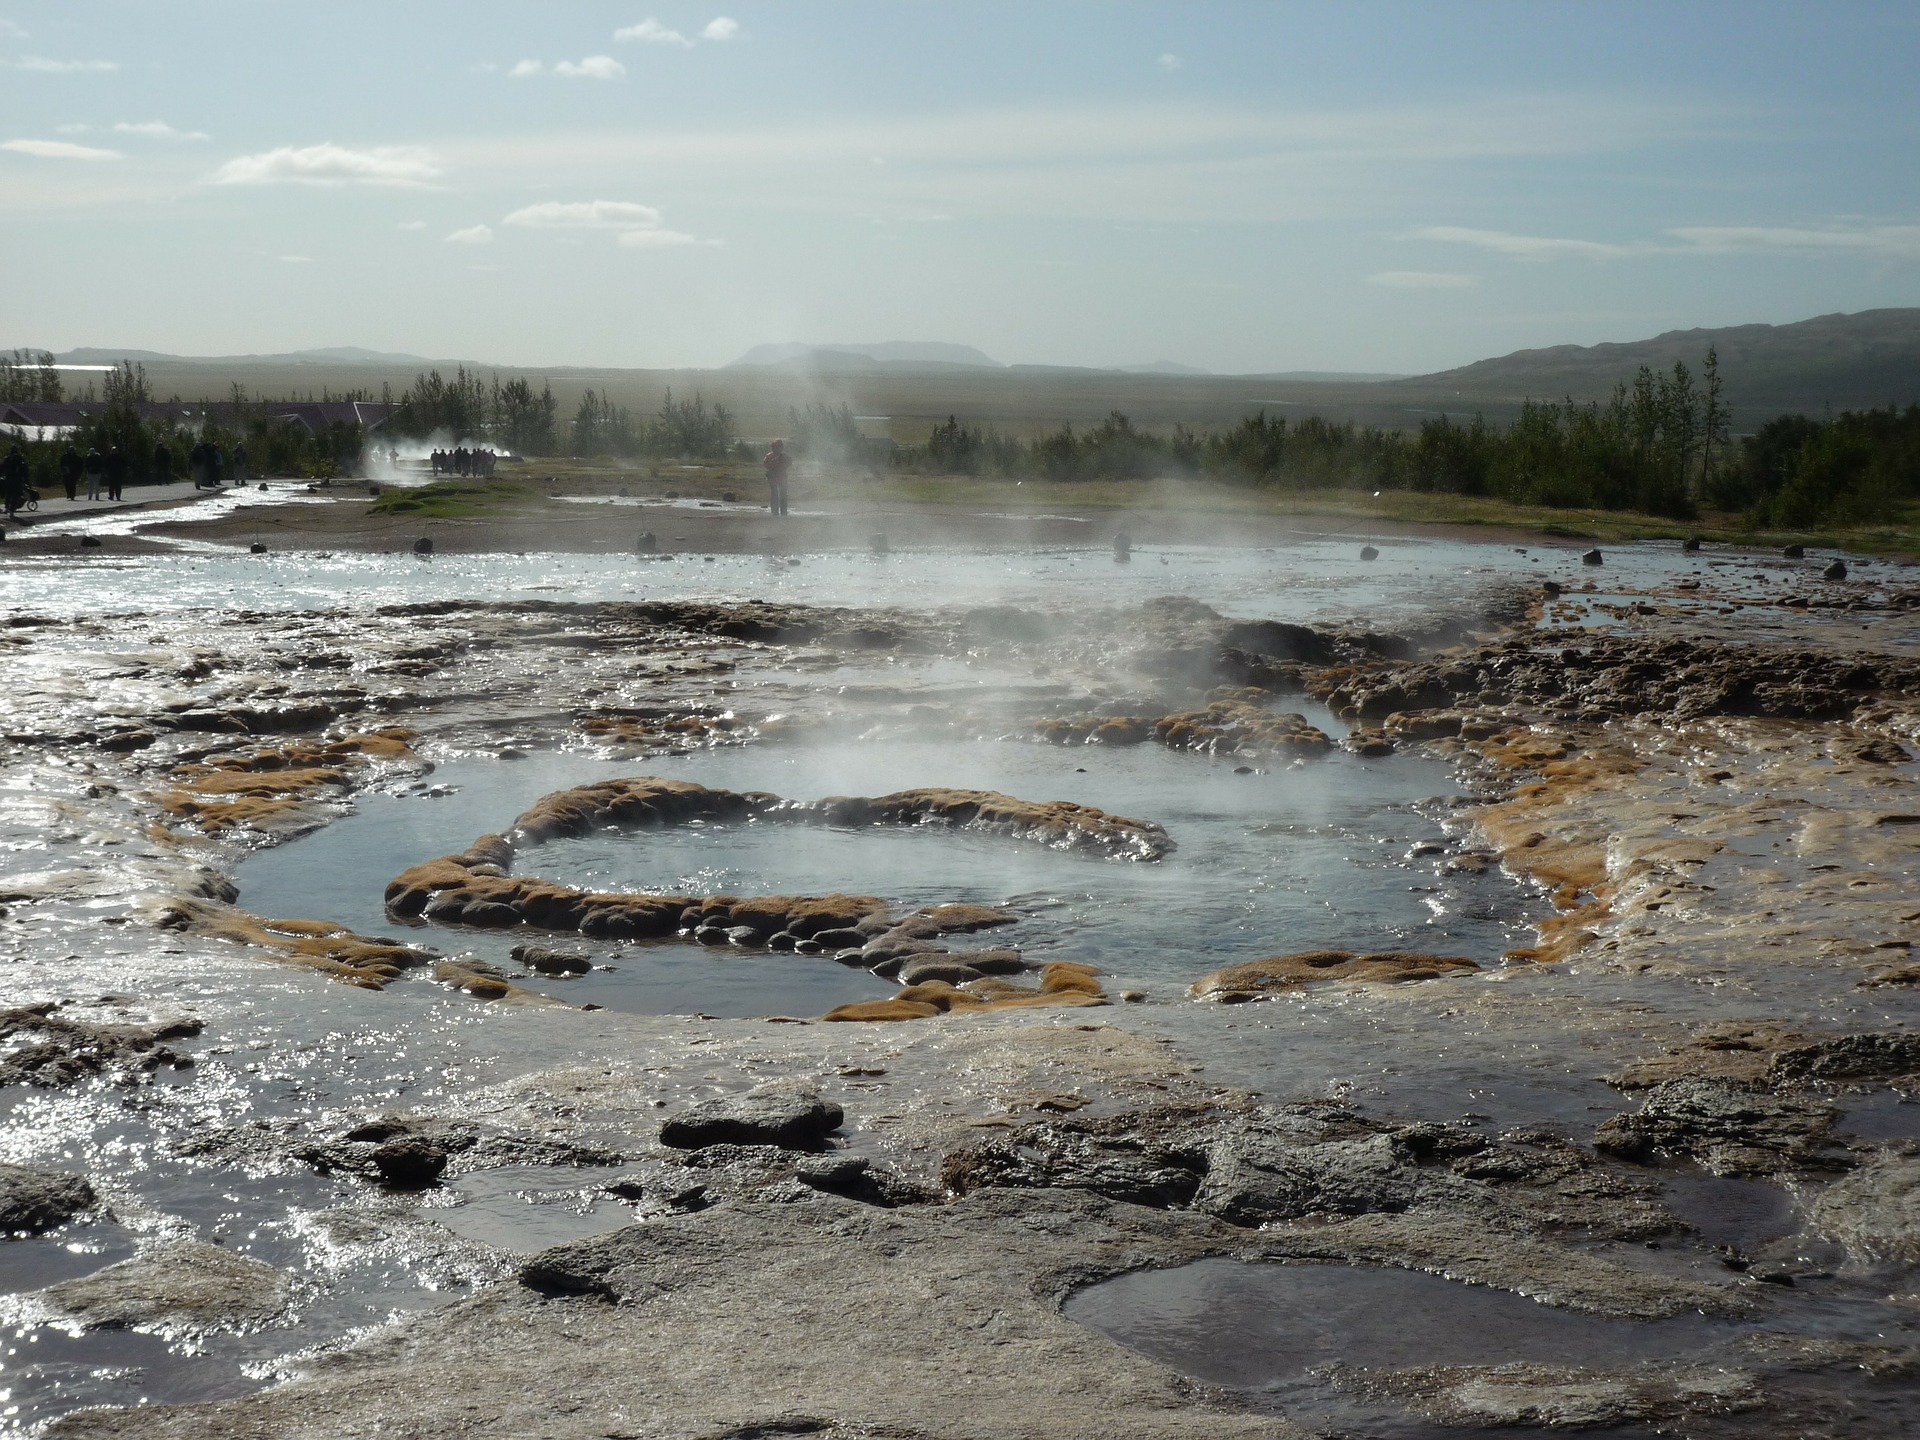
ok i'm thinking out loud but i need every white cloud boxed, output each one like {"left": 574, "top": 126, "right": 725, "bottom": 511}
{"left": 509, "top": 59, "right": 543, "bottom": 77}
{"left": 212, "top": 143, "right": 441, "bottom": 187}
{"left": 446, "top": 223, "right": 494, "bottom": 245}
{"left": 5, "top": 55, "right": 117, "bottom": 73}
{"left": 1157, "top": 53, "right": 1182, "bottom": 71}
{"left": 1, "top": 137, "right": 121, "bottom": 161}
{"left": 701, "top": 17, "right": 740, "bottom": 41}
{"left": 1414, "top": 225, "right": 1636, "bottom": 260}
{"left": 1369, "top": 270, "right": 1478, "bottom": 289}
{"left": 616, "top": 18, "right": 692, "bottom": 45}
{"left": 0, "top": 19, "right": 28, "bottom": 40}
{"left": 554, "top": 55, "right": 625, "bottom": 79}
{"left": 505, "top": 199, "right": 664, "bottom": 229}
{"left": 397, "top": 220, "right": 428, "bottom": 231}
{"left": 114, "top": 120, "right": 209, "bottom": 142}
{"left": 1669, "top": 224, "right": 1920, "bottom": 261}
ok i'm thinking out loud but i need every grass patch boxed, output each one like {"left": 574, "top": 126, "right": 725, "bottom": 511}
{"left": 369, "top": 480, "right": 542, "bottom": 519}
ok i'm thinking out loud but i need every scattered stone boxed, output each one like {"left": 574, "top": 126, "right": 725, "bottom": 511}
{"left": 1783, "top": 543, "right": 1805, "bottom": 558}
{"left": 1593, "top": 1080, "right": 1843, "bottom": 1175}
{"left": 1807, "top": 1150, "right": 1920, "bottom": 1263}
{"left": 1337, "top": 1361, "right": 1760, "bottom": 1430}
{"left": 412, "top": 537, "right": 434, "bottom": 555}
{"left": 40, "top": 1238, "right": 290, "bottom": 1334}
{"left": 1191, "top": 950, "right": 1479, "bottom": 1000}
{"left": 1581, "top": 548, "right": 1604, "bottom": 566}
{"left": 78, "top": 535, "right": 102, "bottom": 548}
{"left": 1359, "top": 545, "right": 1379, "bottom": 561}
{"left": 1824, "top": 559, "right": 1848, "bottom": 581}
{"left": 249, "top": 542, "right": 268, "bottom": 554}
{"left": 659, "top": 1081, "right": 845, "bottom": 1151}
{"left": 0, "top": 1162, "right": 96, "bottom": 1234}
{"left": 510, "top": 944, "right": 591, "bottom": 975}
{"left": 0, "top": 1003, "right": 201, "bottom": 1088}
{"left": 1682, "top": 536, "right": 1702, "bottom": 552}
{"left": 896, "top": 958, "right": 985, "bottom": 986}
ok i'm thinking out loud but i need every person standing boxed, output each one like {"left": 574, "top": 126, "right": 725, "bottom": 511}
{"left": 104, "top": 446, "right": 126, "bottom": 502}
{"left": 152, "top": 440, "right": 172, "bottom": 484}
{"left": 209, "top": 444, "right": 225, "bottom": 488}
{"left": 59, "top": 444, "right": 82, "bottom": 500}
{"left": 232, "top": 441, "right": 248, "bottom": 483}
{"left": 83, "top": 446, "right": 105, "bottom": 502}
{"left": 762, "top": 438, "right": 792, "bottom": 517}
{"left": 1, "top": 443, "right": 28, "bottom": 520}
{"left": 187, "top": 439, "right": 207, "bottom": 488}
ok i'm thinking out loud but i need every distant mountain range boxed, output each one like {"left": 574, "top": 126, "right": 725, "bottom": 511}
{"left": 1405, "top": 308, "right": 1920, "bottom": 414}
{"left": 727, "top": 341, "right": 1003, "bottom": 370}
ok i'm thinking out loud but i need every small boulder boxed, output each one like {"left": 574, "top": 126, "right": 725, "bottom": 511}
{"left": 1542, "top": 579, "right": 1563, "bottom": 595}
{"left": 0, "top": 1162, "right": 96, "bottom": 1234}
{"left": 1824, "top": 560, "right": 1848, "bottom": 581}
{"left": 869, "top": 532, "right": 889, "bottom": 554}
{"left": 511, "top": 944, "right": 591, "bottom": 975}
{"left": 1682, "top": 536, "right": 1702, "bottom": 552}
{"left": 637, "top": 531, "right": 657, "bottom": 552}
{"left": 369, "top": 1136, "right": 448, "bottom": 1189}
{"left": 1113, "top": 531, "right": 1132, "bottom": 562}
{"left": 248, "top": 542, "right": 268, "bottom": 554}
{"left": 897, "top": 958, "right": 985, "bottom": 986}
{"left": 1581, "top": 548, "right": 1603, "bottom": 566}
{"left": 40, "top": 1238, "right": 290, "bottom": 1333}
{"left": 659, "top": 1081, "right": 844, "bottom": 1151}
{"left": 367, "top": 482, "right": 381, "bottom": 495}
{"left": 79, "top": 535, "right": 103, "bottom": 549}
{"left": 1783, "top": 544, "right": 1805, "bottom": 558}
{"left": 1359, "top": 545, "right": 1379, "bottom": 561}
{"left": 412, "top": 537, "right": 434, "bottom": 555}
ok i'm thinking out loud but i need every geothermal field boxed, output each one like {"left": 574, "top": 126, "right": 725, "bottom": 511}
{"left": 1, "top": 477, "right": 1918, "bottom": 1439}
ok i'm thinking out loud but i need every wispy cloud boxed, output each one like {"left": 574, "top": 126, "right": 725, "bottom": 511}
{"left": 397, "top": 220, "right": 428, "bottom": 231}
{"left": 1414, "top": 225, "right": 1636, "bottom": 260}
{"left": 2, "top": 137, "right": 121, "bottom": 161}
{"left": 0, "top": 20, "right": 28, "bottom": 40}
{"left": 701, "top": 17, "right": 740, "bottom": 42}
{"left": 114, "top": 120, "right": 209, "bottom": 142}
{"left": 4, "top": 55, "right": 117, "bottom": 73}
{"left": 1157, "top": 53, "right": 1182, "bottom": 71}
{"left": 446, "top": 223, "right": 493, "bottom": 245}
{"left": 554, "top": 55, "right": 625, "bottom": 80}
{"left": 1669, "top": 224, "right": 1920, "bottom": 260}
{"left": 503, "top": 198, "right": 716, "bottom": 247}
{"left": 510, "top": 59, "right": 543, "bottom": 77}
{"left": 1369, "top": 270, "right": 1478, "bottom": 289}
{"left": 212, "top": 143, "right": 440, "bottom": 187}
{"left": 616, "top": 18, "right": 692, "bottom": 45}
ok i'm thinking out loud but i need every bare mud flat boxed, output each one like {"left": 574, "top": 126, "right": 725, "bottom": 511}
{"left": 2, "top": 500, "right": 1919, "bottom": 1437}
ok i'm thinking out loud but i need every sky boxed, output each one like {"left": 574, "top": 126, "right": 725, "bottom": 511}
{"left": 3, "top": 1, "right": 1919, "bottom": 374}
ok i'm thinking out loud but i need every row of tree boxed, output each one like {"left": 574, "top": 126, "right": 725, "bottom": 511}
{"left": 387, "top": 367, "right": 737, "bottom": 458}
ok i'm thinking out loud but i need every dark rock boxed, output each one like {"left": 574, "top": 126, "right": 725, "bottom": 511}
{"left": 1682, "top": 536, "right": 1702, "bottom": 552}
{"left": 1824, "top": 559, "right": 1848, "bottom": 581}
{"left": 0, "top": 1162, "right": 96, "bottom": 1233}
{"left": 1783, "top": 544, "right": 1805, "bottom": 558}
{"left": 1594, "top": 1080, "right": 1843, "bottom": 1174}
{"left": 869, "top": 532, "right": 889, "bottom": 554}
{"left": 249, "top": 542, "right": 268, "bottom": 554}
{"left": 413, "top": 537, "right": 434, "bottom": 555}
{"left": 511, "top": 944, "right": 591, "bottom": 975}
{"left": 792, "top": 938, "right": 823, "bottom": 954}
{"left": 767, "top": 931, "right": 799, "bottom": 951}
{"left": 812, "top": 927, "right": 866, "bottom": 949}
{"left": 962, "top": 949, "right": 1028, "bottom": 975}
{"left": 1359, "top": 545, "right": 1379, "bottom": 561}
{"left": 1542, "top": 580, "right": 1563, "bottom": 595}
{"left": 636, "top": 531, "right": 657, "bottom": 552}
{"left": 369, "top": 1136, "right": 448, "bottom": 1189}
{"left": 0, "top": 1003, "right": 201, "bottom": 1088}
{"left": 1581, "top": 548, "right": 1603, "bottom": 565}
{"left": 896, "top": 958, "right": 984, "bottom": 986}
{"left": 659, "top": 1082, "right": 844, "bottom": 1151}
{"left": 79, "top": 535, "right": 103, "bottom": 548}
{"left": 693, "top": 925, "right": 731, "bottom": 946}
{"left": 726, "top": 925, "right": 767, "bottom": 947}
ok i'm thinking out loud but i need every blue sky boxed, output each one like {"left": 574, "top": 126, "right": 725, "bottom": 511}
{"left": 3, "top": 1, "right": 1918, "bottom": 372}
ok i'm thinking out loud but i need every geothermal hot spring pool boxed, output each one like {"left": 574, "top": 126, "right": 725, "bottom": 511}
{"left": 3, "top": 531, "right": 1916, "bottom": 1436}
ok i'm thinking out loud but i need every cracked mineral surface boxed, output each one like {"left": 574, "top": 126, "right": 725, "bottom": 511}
{"left": 2, "top": 517, "right": 1918, "bottom": 1437}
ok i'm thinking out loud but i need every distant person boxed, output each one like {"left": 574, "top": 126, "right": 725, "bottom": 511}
{"left": 762, "top": 438, "right": 792, "bottom": 517}
{"left": 151, "top": 441, "right": 172, "bottom": 484}
{"left": 188, "top": 439, "right": 208, "bottom": 489}
{"left": 59, "top": 444, "right": 82, "bottom": 501}
{"left": 104, "top": 445, "right": 126, "bottom": 502}
{"left": 1, "top": 443, "right": 28, "bottom": 520}
{"left": 83, "top": 446, "right": 105, "bottom": 502}
{"left": 231, "top": 442, "right": 249, "bottom": 483}
{"left": 209, "top": 445, "right": 225, "bottom": 488}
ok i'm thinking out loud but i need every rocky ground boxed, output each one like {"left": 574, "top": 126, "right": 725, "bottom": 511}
{"left": 2, "top": 532, "right": 1918, "bottom": 1437}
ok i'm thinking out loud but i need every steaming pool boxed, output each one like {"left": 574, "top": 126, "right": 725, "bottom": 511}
{"left": 4, "top": 531, "right": 1915, "bottom": 1436}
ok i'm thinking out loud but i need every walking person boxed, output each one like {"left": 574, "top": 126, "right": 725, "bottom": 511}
{"left": 231, "top": 442, "right": 249, "bottom": 483}
{"left": 762, "top": 438, "right": 792, "bottom": 517}
{"left": 59, "top": 444, "right": 82, "bottom": 501}
{"left": 104, "top": 446, "right": 127, "bottom": 502}
{"left": 1, "top": 443, "right": 28, "bottom": 520}
{"left": 152, "top": 441, "right": 172, "bottom": 485}
{"left": 188, "top": 439, "right": 207, "bottom": 489}
{"left": 83, "top": 446, "right": 105, "bottom": 502}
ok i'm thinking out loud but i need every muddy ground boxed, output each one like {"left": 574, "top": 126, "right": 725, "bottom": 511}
{"left": 2, "top": 501, "right": 1918, "bottom": 1438}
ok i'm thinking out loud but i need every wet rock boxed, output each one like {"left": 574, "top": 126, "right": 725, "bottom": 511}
{"left": 1683, "top": 535, "right": 1702, "bottom": 552}
{"left": 896, "top": 958, "right": 984, "bottom": 986}
{"left": 1807, "top": 1150, "right": 1920, "bottom": 1263}
{"left": 1783, "top": 543, "right": 1805, "bottom": 558}
{"left": 1582, "top": 548, "right": 1604, "bottom": 565}
{"left": 281, "top": 1113, "right": 622, "bottom": 1184}
{"left": 1359, "top": 545, "right": 1379, "bottom": 561}
{"left": 0, "top": 1162, "right": 96, "bottom": 1234}
{"left": 79, "top": 535, "right": 102, "bottom": 548}
{"left": 248, "top": 542, "right": 268, "bottom": 554}
{"left": 368, "top": 1136, "right": 449, "bottom": 1189}
{"left": 659, "top": 1081, "right": 844, "bottom": 1151}
{"left": 869, "top": 532, "right": 888, "bottom": 554}
{"left": 1190, "top": 949, "right": 1479, "bottom": 1000}
{"left": 1824, "top": 559, "right": 1848, "bottom": 581}
{"left": 1337, "top": 1361, "right": 1760, "bottom": 1429}
{"left": 726, "top": 925, "right": 765, "bottom": 947}
{"left": 810, "top": 927, "right": 866, "bottom": 949}
{"left": 509, "top": 944, "right": 591, "bottom": 975}
{"left": 1593, "top": 1080, "right": 1844, "bottom": 1174}
{"left": 941, "top": 1114, "right": 1207, "bottom": 1208}
{"left": 412, "top": 537, "right": 434, "bottom": 555}
{"left": 40, "top": 1238, "right": 290, "bottom": 1333}
{"left": 962, "top": 948, "right": 1028, "bottom": 975}
{"left": 0, "top": 1003, "right": 201, "bottom": 1087}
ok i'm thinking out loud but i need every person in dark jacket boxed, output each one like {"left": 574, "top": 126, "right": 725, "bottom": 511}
{"left": 83, "top": 446, "right": 105, "bottom": 501}
{"left": 209, "top": 445, "right": 225, "bottom": 488}
{"left": 59, "top": 444, "right": 83, "bottom": 500}
{"left": 152, "top": 441, "right": 172, "bottom": 484}
{"left": 231, "top": 442, "right": 248, "bottom": 483}
{"left": 1, "top": 443, "right": 28, "bottom": 519}
{"left": 188, "top": 439, "right": 208, "bottom": 488}
{"left": 104, "top": 446, "right": 127, "bottom": 502}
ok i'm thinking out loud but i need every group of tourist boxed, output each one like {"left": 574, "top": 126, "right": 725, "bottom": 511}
{"left": 430, "top": 447, "right": 497, "bottom": 476}
{"left": 187, "top": 439, "right": 247, "bottom": 489}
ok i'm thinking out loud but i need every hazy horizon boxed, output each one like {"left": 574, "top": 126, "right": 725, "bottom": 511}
{"left": 5, "top": 1, "right": 1919, "bottom": 374}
